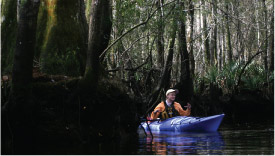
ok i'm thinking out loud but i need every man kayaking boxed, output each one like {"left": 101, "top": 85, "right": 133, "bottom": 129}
{"left": 151, "top": 89, "right": 191, "bottom": 120}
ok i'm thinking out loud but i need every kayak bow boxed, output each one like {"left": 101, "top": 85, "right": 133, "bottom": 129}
{"left": 141, "top": 114, "right": 225, "bottom": 132}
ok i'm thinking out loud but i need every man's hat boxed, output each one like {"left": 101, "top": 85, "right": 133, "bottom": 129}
{"left": 166, "top": 89, "right": 179, "bottom": 96}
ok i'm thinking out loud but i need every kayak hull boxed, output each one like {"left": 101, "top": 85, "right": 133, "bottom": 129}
{"left": 141, "top": 114, "right": 225, "bottom": 132}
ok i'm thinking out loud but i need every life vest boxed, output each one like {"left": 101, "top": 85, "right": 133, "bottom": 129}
{"left": 159, "top": 101, "right": 179, "bottom": 120}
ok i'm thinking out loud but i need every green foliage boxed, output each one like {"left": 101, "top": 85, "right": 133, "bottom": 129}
{"left": 205, "top": 65, "right": 219, "bottom": 84}
{"left": 200, "top": 62, "right": 242, "bottom": 94}
{"left": 241, "top": 62, "right": 269, "bottom": 90}
{"left": 193, "top": 73, "right": 205, "bottom": 95}
{"left": 219, "top": 61, "right": 242, "bottom": 92}
{"left": 195, "top": 60, "right": 273, "bottom": 95}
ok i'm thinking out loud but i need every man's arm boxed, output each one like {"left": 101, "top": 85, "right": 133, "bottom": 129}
{"left": 175, "top": 102, "right": 191, "bottom": 116}
{"left": 150, "top": 102, "right": 165, "bottom": 119}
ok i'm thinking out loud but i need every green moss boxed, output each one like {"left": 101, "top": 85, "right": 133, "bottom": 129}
{"left": 85, "top": 0, "right": 92, "bottom": 20}
{"left": 2, "top": 0, "right": 88, "bottom": 76}
{"left": 35, "top": 0, "right": 49, "bottom": 58}
{"left": 38, "top": 0, "right": 87, "bottom": 76}
{"left": 1, "top": 0, "right": 17, "bottom": 74}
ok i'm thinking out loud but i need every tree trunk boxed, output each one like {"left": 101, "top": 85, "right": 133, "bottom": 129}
{"left": 175, "top": 50, "right": 180, "bottom": 82}
{"left": 203, "top": 0, "right": 210, "bottom": 66}
{"left": 4, "top": 0, "right": 40, "bottom": 154}
{"left": 233, "top": 0, "right": 244, "bottom": 63}
{"left": 156, "top": 0, "right": 165, "bottom": 68}
{"left": 1, "top": 0, "right": 18, "bottom": 74}
{"left": 269, "top": 12, "right": 274, "bottom": 72}
{"left": 84, "top": 0, "right": 112, "bottom": 89}
{"left": 222, "top": 13, "right": 226, "bottom": 67}
{"left": 225, "top": 2, "right": 233, "bottom": 63}
{"left": 255, "top": 0, "right": 261, "bottom": 51}
{"left": 188, "top": 0, "right": 195, "bottom": 77}
{"left": 262, "top": 0, "right": 268, "bottom": 71}
{"left": 176, "top": 0, "right": 193, "bottom": 104}
{"left": 218, "top": 0, "right": 224, "bottom": 71}
{"left": 114, "top": 0, "right": 126, "bottom": 80}
{"left": 211, "top": 0, "right": 218, "bottom": 66}
{"left": 218, "top": 28, "right": 223, "bottom": 71}
{"left": 247, "top": 2, "right": 257, "bottom": 61}
{"left": 79, "top": 0, "right": 89, "bottom": 75}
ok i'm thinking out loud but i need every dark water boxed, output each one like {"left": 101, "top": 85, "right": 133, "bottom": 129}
{"left": 136, "top": 123, "right": 274, "bottom": 155}
{"left": 5, "top": 123, "right": 272, "bottom": 154}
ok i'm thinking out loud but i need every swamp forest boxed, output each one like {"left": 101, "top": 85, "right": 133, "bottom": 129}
{"left": 1, "top": 0, "right": 274, "bottom": 154}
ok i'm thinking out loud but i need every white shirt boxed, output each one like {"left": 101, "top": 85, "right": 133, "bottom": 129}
{"left": 166, "top": 100, "right": 172, "bottom": 107}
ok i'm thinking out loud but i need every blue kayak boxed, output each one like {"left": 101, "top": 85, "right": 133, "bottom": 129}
{"left": 141, "top": 114, "right": 225, "bottom": 132}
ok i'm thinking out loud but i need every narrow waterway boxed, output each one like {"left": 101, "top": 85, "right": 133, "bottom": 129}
{"left": 137, "top": 123, "right": 274, "bottom": 155}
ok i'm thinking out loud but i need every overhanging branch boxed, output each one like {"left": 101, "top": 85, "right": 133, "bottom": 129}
{"left": 99, "top": 0, "right": 177, "bottom": 61}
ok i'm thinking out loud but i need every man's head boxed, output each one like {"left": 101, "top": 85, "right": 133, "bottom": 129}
{"left": 166, "top": 89, "right": 179, "bottom": 102}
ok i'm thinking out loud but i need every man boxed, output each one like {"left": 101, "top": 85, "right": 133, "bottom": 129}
{"left": 150, "top": 89, "right": 191, "bottom": 120}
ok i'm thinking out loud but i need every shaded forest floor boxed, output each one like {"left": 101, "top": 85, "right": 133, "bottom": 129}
{"left": 1, "top": 69, "right": 274, "bottom": 154}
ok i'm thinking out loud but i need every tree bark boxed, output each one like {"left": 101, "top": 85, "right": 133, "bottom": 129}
{"left": 222, "top": 17, "right": 226, "bottom": 67}
{"left": 78, "top": 0, "right": 89, "bottom": 75}
{"left": 4, "top": 0, "right": 40, "bottom": 154}
{"left": 188, "top": 0, "right": 195, "bottom": 77}
{"left": 114, "top": 0, "right": 126, "bottom": 80}
{"left": 269, "top": 12, "right": 274, "bottom": 72}
{"left": 211, "top": 0, "right": 218, "bottom": 66}
{"left": 233, "top": 0, "right": 244, "bottom": 63}
{"left": 176, "top": 0, "right": 193, "bottom": 103}
{"left": 84, "top": 0, "right": 112, "bottom": 89}
{"left": 247, "top": 2, "right": 257, "bottom": 61}
{"left": 225, "top": 2, "right": 233, "bottom": 63}
{"left": 218, "top": 28, "right": 223, "bottom": 71}
{"left": 156, "top": 0, "right": 165, "bottom": 68}
{"left": 262, "top": 0, "right": 268, "bottom": 71}
{"left": 1, "top": 0, "right": 17, "bottom": 74}
{"left": 202, "top": 0, "right": 210, "bottom": 67}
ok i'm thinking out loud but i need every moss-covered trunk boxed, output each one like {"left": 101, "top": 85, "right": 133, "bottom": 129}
{"left": 84, "top": 0, "right": 112, "bottom": 89}
{"left": 1, "top": 0, "right": 17, "bottom": 74}
{"left": 4, "top": 0, "right": 40, "bottom": 154}
{"left": 36, "top": 0, "right": 88, "bottom": 76}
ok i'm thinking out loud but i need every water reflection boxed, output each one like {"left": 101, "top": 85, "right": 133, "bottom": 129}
{"left": 139, "top": 130, "right": 225, "bottom": 155}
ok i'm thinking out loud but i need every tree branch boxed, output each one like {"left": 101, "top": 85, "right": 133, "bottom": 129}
{"left": 107, "top": 55, "right": 150, "bottom": 72}
{"left": 236, "top": 34, "right": 272, "bottom": 88}
{"left": 236, "top": 50, "right": 264, "bottom": 88}
{"left": 120, "top": 31, "right": 155, "bottom": 58}
{"left": 99, "top": 0, "right": 177, "bottom": 61}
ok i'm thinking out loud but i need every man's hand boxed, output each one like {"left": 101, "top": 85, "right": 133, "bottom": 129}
{"left": 187, "top": 103, "right": 191, "bottom": 109}
{"left": 184, "top": 103, "right": 191, "bottom": 109}
{"left": 154, "top": 110, "right": 160, "bottom": 114}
